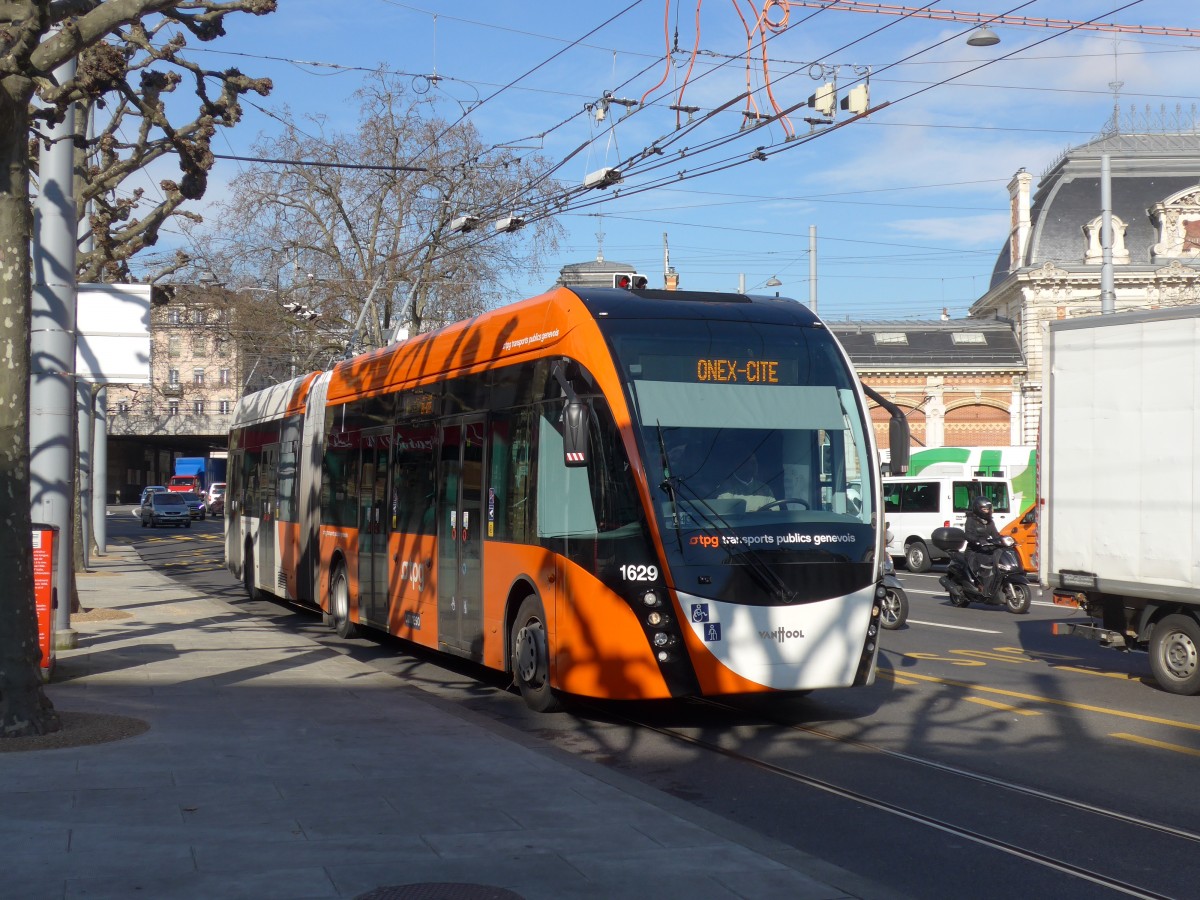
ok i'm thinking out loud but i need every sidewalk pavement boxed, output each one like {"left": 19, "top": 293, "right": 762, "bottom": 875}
{"left": 3, "top": 542, "right": 899, "bottom": 900}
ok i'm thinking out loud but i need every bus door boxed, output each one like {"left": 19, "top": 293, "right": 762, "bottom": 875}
{"left": 259, "top": 443, "right": 279, "bottom": 586}
{"left": 437, "top": 415, "right": 486, "bottom": 655}
{"left": 357, "top": 428, "right": 392, "bottom": 627}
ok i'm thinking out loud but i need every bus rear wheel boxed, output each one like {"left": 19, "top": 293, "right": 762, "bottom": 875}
{"left": 330, "top": 564, "right": 359, "bottom": 640}
{"left": 243, "top": 541, "right": 259, "bottom": 601}
{"left": 511, "top": 596, "right": 561, "bottom": 713}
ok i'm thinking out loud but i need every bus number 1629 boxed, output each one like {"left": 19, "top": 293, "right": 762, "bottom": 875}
{"left": 620, "top": 564, "right": 659, "bottom": 582}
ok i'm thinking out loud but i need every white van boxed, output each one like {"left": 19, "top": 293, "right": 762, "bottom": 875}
{"left": 882, "top": 476, "right": 1013, "bottom": 572}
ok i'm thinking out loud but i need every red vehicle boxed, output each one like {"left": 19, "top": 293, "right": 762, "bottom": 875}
{"left": 168, "top": 474, "right": 201, "bottom": 493}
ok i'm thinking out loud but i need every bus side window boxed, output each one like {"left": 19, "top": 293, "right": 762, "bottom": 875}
{"left": 322, "top": 442, "right": 356, "bottom": 528}
{"left": 393, "top": 422, "right": 437, "bottom": 535}
{"left": 488, "top": 410, "right": 534, "bottom": 542}
{"left": 536, "top": 404, "right": 598, "bottom": 539}
{"left": 585, "top": 399, "right": 640, "bottom": 533}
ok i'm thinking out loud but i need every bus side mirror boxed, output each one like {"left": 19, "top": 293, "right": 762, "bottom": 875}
{"left": 861, "top": 382, "right": 910, "bottom": 476}
{"left": 889, "top": 415, "right": 910, "bottom": 475}
{"left": 563, "top": 400, "right": 588, "bottom": 467}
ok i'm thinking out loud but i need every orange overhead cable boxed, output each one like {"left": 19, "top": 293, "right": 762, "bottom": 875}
{"left": 755, "top": 0, "right": 795, "bottom": 137}
{"left": 730, "top": 0, "right": 764, "bottom": 122}
{"left": 778, "top": 1, "right": 1200, "bottom": 37}
{"left": 639, "top": 0, "right": 676, "bottom": 108}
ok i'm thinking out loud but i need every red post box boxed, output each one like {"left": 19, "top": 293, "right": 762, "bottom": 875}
{"left": 31, "top": 523, "right": 59, "bottom": 681}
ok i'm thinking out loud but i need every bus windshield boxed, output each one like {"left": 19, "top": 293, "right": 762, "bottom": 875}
{"left": 605, "top": 317, "right": 876, "bottom": 568}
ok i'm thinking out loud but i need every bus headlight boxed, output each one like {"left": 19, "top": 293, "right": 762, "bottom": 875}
{"left": 652, "top": 632, "right": 671, "bottom": 647}
{"left": 642, "top": 591, "right": 659, "bottom": 607}
{"left": 647, "top": 611, "right": 671, "bottom": 627}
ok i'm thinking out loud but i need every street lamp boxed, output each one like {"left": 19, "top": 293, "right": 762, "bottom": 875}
{"left": 765, "top": 276, "right": 782, "bottom": 287}
{"left": 966, "top": 26, "right": 1000, "bottom": 46}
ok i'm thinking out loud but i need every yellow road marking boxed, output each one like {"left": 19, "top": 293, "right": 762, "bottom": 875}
{"left": 1111, "top": 733, "right": 1200, "bottom": 757}
{"left": 1050, "top": 665, "right": 1138, "bottom": 681}
{"left": 903, "top": 652, "right": 985, "bottom": 667}
{"left": 951, "top": 650, "right": 1034, "bottom": 664}
{"left": 966, "top": 696, "right": 1041, "bottom": 716}
{"left": 876, "top": 670, "right": 920, "bottom": 686}
{"left": 994, "top": 646, "right": 1082, "bottom": 661}
{"left": 877, "top": 668, "right": 1200, "bottom": 733}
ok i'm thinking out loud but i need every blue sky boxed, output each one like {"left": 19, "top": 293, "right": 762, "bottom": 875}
{"left": 163, "top": 0, "right": 1200, "bottom": 319}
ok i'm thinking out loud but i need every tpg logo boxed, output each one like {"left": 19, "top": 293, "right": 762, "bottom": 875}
{"left": 398, "top": 560, "right": 425, "bottom": 591}
{"left": 689, "top": 535, "right": 720, "bottom": 549}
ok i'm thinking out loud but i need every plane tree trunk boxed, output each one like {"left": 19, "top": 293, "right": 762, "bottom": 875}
{"left": 0, "top": 72, "right": 60, "bottom": 737}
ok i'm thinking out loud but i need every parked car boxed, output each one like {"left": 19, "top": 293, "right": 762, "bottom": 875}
{"left": 205, "top": 482, "right": 226, "bottom": 515}
{"left": 178, "top": 492, "right": 207, "bottom": 520}
{"left": 139, "top": 485, "right": 168, "bottom": 505}
{"left": 140, "top": 491, "right": 191, "bottom": 528}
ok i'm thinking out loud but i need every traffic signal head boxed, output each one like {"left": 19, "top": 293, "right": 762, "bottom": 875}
{"left": 840, "top": 83, "right": 870, "bottom": 115}
{"left": 613, "top": 273, "right": 648, "bottom": 290}
{"left": 807, "top": 82, "right": 836, "bottom": 116}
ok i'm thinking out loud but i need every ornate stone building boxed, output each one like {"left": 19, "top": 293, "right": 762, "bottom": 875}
{"left": 105, "top": 285, "right": 246, "bottom": 500}
{"left": 829, "top": 319, "right": 1026, "bottom": 451}
{"left": 970, "top": 122, "right": 1200, "bottom": 444}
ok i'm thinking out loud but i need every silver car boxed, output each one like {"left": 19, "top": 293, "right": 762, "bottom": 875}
{"left": 141, "top": 491, "right": 192, "bottom": 528}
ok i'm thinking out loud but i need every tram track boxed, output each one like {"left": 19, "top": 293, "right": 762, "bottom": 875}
{"left": 690, "top": 698, "right": 1200, "bottom": 847}
{"left": 579, "top": 696, "right": 1197, "bottom": 900}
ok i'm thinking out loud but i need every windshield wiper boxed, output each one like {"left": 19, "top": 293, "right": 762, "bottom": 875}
{"left": 655, "top": 421, "right": 683, "bottom": 551}
{"left": 671, "top": 477, "right": 797, "bottom": 604}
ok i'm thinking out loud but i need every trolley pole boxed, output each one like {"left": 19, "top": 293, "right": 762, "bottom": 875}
{"left": 1100, "top": 153, "right": 1115, "bottom": 314}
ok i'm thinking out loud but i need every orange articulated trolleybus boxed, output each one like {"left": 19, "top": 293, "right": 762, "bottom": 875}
{"left": 226, "top": 284, "right": 908, "bottom": 711}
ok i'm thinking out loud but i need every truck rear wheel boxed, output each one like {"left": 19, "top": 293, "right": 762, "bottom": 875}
{"left": 1150, "top": 614, "right": 1200, "bottom": 695}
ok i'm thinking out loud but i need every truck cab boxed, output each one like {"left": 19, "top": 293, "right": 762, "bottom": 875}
{"left": 168, "top": 474, "right": 202, "bottom": 493}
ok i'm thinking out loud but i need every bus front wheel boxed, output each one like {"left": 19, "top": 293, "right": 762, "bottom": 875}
{"left": 511, "top": 596, "right": 561, "bottom": 713}
{"left": 330, "top": 564, "right": 359, "bottom": 640}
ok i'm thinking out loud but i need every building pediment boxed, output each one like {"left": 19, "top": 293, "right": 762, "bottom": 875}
{"left": 1149, "top": 186, "right": 1200, "bottom": 261}
{"left": 1029, "top": 261, "right": 1071, "bottom": 288}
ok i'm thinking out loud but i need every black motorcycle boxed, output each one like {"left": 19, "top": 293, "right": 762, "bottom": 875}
{"left": 880, "top": 553, "right": 909, "bottom": 630}
{"left": 933, "top": 526, "right": 1031, "bottom": 614}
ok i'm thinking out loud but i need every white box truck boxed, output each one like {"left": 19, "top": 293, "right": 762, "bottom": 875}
{"left": 1041, "top": 306, "right": 1200, "bottom": 694}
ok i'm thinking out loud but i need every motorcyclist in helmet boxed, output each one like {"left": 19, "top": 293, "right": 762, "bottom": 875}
{"left": 965, "top": 496, "right": 1001, "bottom": 547}
{"left": 964, "top": 496, "right": 1002, "bottom": 584}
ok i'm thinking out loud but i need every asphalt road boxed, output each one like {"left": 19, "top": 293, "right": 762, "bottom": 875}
{"left": 107, "top": 509, "right": 1200, "bottom": 899}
